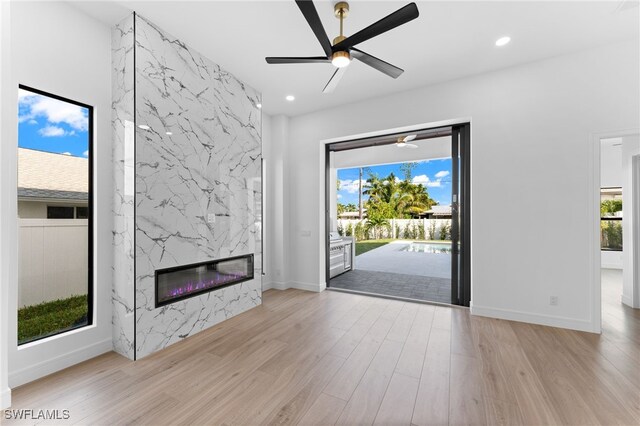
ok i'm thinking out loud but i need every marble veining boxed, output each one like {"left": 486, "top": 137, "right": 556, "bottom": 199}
{"left": 111, "top": 14, "right": 262, "bottom": 359}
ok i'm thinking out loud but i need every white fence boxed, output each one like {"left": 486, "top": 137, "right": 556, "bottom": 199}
{"left": 337, "top": 218, "right": 452, "bottom": 241}
{"left": 19, "top": 219, "right": 88, "bottom": 308}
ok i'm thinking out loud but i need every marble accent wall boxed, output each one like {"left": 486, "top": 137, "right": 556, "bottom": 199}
{"left": 112, "top": 14, "right": 262, "bottom": 360}
{"left": 111, "top": 14, "right": 135, "bottom": 360}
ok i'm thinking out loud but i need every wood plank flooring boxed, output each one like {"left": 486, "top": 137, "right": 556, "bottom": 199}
{"left": 5, "top": 269, "right": 639, "bottom": 425}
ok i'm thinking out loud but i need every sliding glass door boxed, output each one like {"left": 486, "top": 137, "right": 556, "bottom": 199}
{"left": 450, "top": 123, "right": 470, "bottom": 306}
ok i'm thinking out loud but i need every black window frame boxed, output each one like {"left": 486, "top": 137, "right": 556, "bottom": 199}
{"left": 18, "top": 84, "right": 94, "bottom": 345}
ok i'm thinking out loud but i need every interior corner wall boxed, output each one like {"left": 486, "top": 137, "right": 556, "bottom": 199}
{"left": 6, "top": 2, "right": 113, "bottom": 387}
{"left": 283, "top": 39, "right": 639, "bottom": 332}
{"left": 263, "top": 114, "right": 289, "bottom": 290}
{"left": 0, "top": 0, "right": 13, "bottom": 409}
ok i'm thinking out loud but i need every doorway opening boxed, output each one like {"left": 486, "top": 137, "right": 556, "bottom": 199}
{"left": 324, "top": 123, "right": 470, "bottom": 306}
{"left": 598, "top": 134, "right": 640, "bottom": 335}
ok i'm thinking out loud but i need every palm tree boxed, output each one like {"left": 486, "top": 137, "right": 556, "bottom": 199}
{"left": 365, "top": 216, "right": 390, "bottom": 239}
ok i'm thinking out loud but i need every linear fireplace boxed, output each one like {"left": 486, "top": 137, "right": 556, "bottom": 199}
{"left": 155, "top": 254, "right": 254, "bottom": 307}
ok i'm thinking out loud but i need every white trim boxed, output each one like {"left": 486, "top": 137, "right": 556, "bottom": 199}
{"left": 470, "top": 304, "right": 599, "bottom": 333}
{"left": 601, "top": 263, "right": 623, "bottom": 270}
{"left": 288, "top": 281, "right": 324, "bottom": 293}
{"left": 631, "top": 155, "right": 640, "bottom": 308}
{"left": 8, "top": 338, "right": 112, "bottom": 388}
{"left": 0, "top": 388, "right": 10, "bottom": 409}
{"left": 263, "top": 281, "right": 288, "bottom": 291}
{"left": 621, "top": 294, "right": 634, "bottom": 307}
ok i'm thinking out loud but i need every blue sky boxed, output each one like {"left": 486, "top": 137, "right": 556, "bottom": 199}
{"left": 18, "top": 88, "right": 89, "bottom": 157}
{"left": 337, "top": 158, "right": 452, "bottom": 206}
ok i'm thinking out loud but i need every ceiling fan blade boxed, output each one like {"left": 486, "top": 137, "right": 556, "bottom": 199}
{"left": 351, "top": 48, "right": 404, "bottom": 79}
{"left": 295, "top": 0, "right": 333, "bottom": 58}
{"left": 333, "top": 3, "right": 419, "bottom": 51}
{"left": 323, "top": 67, "right": 347, "bottom": 93}
{"left": 266, "top": 56, "right": 330, "bottom": 64}
{"left": 404, "top": 134, "right": 417, "bottom": 142}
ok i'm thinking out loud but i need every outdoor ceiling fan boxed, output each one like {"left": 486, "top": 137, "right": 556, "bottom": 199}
{"left": 396, "top": 134, "right": 418, "bottom": 148}
{"left": 265, "top": 0, "right": 419, "bottom": 93}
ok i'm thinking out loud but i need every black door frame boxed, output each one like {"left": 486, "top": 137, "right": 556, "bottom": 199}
{"left": 324, "top": 122, "right": 471, "bottom": 307}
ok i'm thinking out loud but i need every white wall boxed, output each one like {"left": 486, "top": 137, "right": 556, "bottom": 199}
{"left": 4, "top": 2, "right": 113, "bottom": 387}
{"left": 262, "top": 114, "right": 290, "bottom": 290}
{"left": 275, "top": 40, "right": 639, "bottom": 332}
{"left": 0, "top": 0, "right": 12, "bottom": 410}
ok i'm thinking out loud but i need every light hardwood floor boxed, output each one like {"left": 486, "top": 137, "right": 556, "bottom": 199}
{"left": 5, "top": 270, "right": 639, "bottom": 425}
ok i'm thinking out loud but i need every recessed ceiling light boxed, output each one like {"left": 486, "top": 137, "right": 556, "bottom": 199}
{"left": 495, "top": 36, "right": 511, "bottom": 47}
{"left": 256, "top": 103, "right": 262, "bottom": 109}
{"left": 138, "top": 124, "right": 150, "bottom": 130}
{"left": 286, "top": 95, "right": 295, "bottom": 101}
{"left": 165, "top": 131, "right": 173, "bottom": 136}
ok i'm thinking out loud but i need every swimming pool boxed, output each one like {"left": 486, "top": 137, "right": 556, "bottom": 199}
{"left": 400, "top": 242, "right": 452, "bottom": 254}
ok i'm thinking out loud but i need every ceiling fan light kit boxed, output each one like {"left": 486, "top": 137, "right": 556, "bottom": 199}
{"left": 265, "top": 0, "right": 419, "bottom": 93}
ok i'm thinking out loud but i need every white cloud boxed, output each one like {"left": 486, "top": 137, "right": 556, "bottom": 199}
{"left": 27, "top": 119, "right": 38, "bottom": 125}
{"left": 435, "top": 170, "right": 450, "bottom": 178}
{"left": 83, "top": 150, "right": 89, "bottom": 157}
{"left": 412, "top": 174, "right": 442, "bottom": 188}
{"left": 38, "top": 126, "right": 67, "bottom": 137}
{"left": 19, "top": 91, "right": 88, "bottom": 131}
{"left": 337, "top": 194, "right": 342, "bottom": 199}
{"left": 339, "top": 179, "right": 366, "bottom": 194}
{"left": 62, "top": 152, "right": 72, "bottom": 156}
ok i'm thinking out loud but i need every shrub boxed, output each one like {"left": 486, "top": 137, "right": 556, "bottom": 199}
{"left": 354, "top": 221, "right": 365, "bottom": 241}
{"left": 395, "top": 223, "right": 401, "bottom": 240}
{"left": 337, "top": 222, "right": 344, "bottom": 236}
{"left": 418, "top": 221, "right": 426, "bottom": 240}
{"left": 438, "top": 221, "right": 451, "bottom": 240}
{"left": 345, "top": 223, "right": 353, "bottom": 237}
{"left": 428, "top": 220, "right": 437, "bottom": 240}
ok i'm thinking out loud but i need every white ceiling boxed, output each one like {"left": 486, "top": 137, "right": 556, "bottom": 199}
{"left": 70, "top": 1, "right": 639, "bottom": 117}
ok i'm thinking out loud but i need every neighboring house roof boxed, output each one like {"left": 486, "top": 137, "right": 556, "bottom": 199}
{"left": 18, "top": 148, "right": 88, "bottom": 201}
{"left": 423, "top": 205, "right": 452, "bottom": 216}
{"left": 338, "top": 211, "right": 367, "bottom": 218}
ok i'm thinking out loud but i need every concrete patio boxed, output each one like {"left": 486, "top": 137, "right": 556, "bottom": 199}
{"left": 329, "top": 240, "right": 452, "bottom": 304}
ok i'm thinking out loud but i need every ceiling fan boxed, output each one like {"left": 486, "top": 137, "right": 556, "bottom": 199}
{"left": 265, "top": 0, "right": 419, "bottom": 93}
{"left": 396, "top": 135, "right": 418, "bottom": 148}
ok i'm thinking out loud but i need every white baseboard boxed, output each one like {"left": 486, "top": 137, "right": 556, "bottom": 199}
{"left": 263, "top": 281, "right": 288, "bottom": 291}
{"left": 262, "top": 281, "right": 324, "bottom": 293}
{"left": 621, "top": 294, "right": 637, "bottom": 308}
{"left": 9, "top": 338, "right": 112, "bottom": 388}
{"left": 601, "top": 263, "right": 623, "bottom": 269}
{"left": 288, "top": 281, "right": 323, "bottom": 293}
{"left": 470, "top": 304, "right": 599, "bottom": 333}
{"left": 1, "top": 387, "right": 11, "bottom": 409}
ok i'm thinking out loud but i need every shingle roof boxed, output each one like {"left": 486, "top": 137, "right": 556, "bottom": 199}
{"left": 18, "top": 148, "right": 88, "bottom": 200}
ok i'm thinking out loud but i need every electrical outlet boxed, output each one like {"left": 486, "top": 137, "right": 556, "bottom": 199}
{"left": 207, "top": 213, "right": 215, "bottom": 223}
{"left": 550, "top": 296, "right": 558, "bottom": 306}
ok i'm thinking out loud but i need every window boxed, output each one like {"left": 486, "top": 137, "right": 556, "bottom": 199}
{"left": 76, "top": 207, "right": 88, "bottom": 219}
{"left": 17, "top": 86, "right": 93, "bottom": 344}
{"left": 601, "top": 187, "right": 622, "bottom": 251}
{"left": 47, "top": 206, "right": 75, "bottom": 219}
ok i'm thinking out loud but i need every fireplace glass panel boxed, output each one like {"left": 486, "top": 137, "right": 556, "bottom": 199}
{"left": 156, "top": 254, "right": 254, "bottom": 307}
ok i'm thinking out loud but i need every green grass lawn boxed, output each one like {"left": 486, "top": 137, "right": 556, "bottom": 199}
{"left": 18, "top": 295, "right": 88, "bottom": 344}
{"left": 355, "top": 239, "right": 452, "bottom": 256}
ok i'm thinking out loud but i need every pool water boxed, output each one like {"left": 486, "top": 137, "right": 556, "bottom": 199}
{"left": 400, "top": 242, "right": 452, "bottom": 254}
